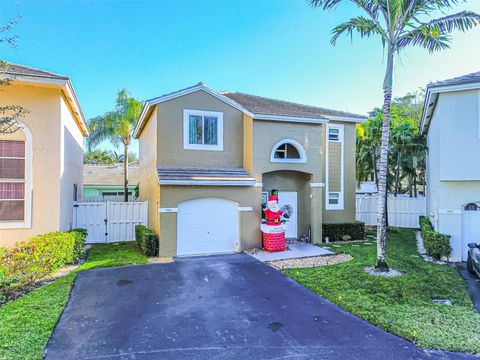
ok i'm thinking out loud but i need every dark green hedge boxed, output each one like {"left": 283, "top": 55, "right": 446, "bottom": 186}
{"left": 419, "top": 216, "right": 451, "bottom": 260}
{"left": 322, "top": 221, "right": 365, "bottom": 242}
{"left": 0, "top": 228, "right": 88, "bottom": 303}
{"left": 135, "top": 225, "right": 159, "bottom": 256}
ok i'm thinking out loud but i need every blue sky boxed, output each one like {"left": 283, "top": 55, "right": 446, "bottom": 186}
{"left": 2, "top": 0, "right": 480, "bottom": 154}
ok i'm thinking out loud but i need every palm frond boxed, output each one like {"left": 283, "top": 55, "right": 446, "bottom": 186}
{"left": 308, "top": 0, "right": 344, "bottom": 10}
{"left": 422, "top": 11, "right": 480, "bottom": 33}
{"left": 331, "top": 16, "right": 387, "bottom": 45}
{"left": 398, "top": 27, "right": 451, "bottom": 52}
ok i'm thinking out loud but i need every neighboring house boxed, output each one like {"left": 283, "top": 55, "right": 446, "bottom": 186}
{"left": 421, "top": 71, "right": 480, "bottom": 262}
{"left": 0, "top": 63, "right": 88, "bottom": 248}
{"left": 83, "top": 163, "right": 139, "bottom": 201}
{"left": 134, "top": 83, "right": 366, "bottom": 257}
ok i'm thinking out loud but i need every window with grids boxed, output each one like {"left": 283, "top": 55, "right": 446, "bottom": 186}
{"left": 0, "top": 140, "right": 26, "bottom": 221}
{"left": 184, "top": 110, "right": 223, "bottom": 151}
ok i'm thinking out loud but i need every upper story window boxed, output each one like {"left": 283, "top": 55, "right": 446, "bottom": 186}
{"left": 183, "top": 109, "right": 223, "bottom": 151}
{"left": 328, "top": 127, "right": 340, "bottom": 141}
{"left": 0, "top": 122, "right": 32, "bottom": 228}
{"left": 270, "top": 139, "right": 306, "bottom": 163}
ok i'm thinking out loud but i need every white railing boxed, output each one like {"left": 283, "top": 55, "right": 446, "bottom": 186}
{"left": 73, "top": 201, "right": 148, "bottom": 243}
{"left": 356, "top": 195, "right": 426, "bottom": 228}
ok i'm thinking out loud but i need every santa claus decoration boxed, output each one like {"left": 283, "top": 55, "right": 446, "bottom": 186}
{"left": 261, "top": 195, "right": 289, "bottom": 252}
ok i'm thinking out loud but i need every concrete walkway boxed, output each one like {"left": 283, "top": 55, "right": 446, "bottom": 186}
{"left": 45, "top": 254, "right": 476, "bottom": 360}
{"left": 249, "top": 243, "right": 333, "bottom": 262}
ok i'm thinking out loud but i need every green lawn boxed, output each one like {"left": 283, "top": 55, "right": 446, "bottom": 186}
{"left": 0, "top": 242, "right": 148, "bottom": 360}
{"left": 285, "top": 229, "right": 480, "bottom": 354}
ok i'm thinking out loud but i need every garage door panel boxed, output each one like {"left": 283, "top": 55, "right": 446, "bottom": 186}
{"left": 177, "top": 198, "right": 238, "bottom": 256}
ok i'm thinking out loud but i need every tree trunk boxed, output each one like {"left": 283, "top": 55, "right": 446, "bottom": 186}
{"left": 414, "top": 171, "right": 418, "bottom": 198}
{"left": 373, "top": 153, "right": 379, "bottom": 191}
{"left": 394, "top": 153, "right": 400, "bottom": 197}
{"left": 124, "top": 143, "right": 129, "bottom": 202}
{"left": 375, "top": 46, "right": 395, "bottom": 272}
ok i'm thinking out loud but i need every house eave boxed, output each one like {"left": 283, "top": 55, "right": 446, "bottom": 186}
{"left": 421, "top": 81, "right": 480, "bottom": 135}
{"left": 158, "top": 180, "right": 256, "bottom": 186}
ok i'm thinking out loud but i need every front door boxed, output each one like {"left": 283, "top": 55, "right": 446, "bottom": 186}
{"left": 278, "top": 191, "right": 298, "bottom": 239}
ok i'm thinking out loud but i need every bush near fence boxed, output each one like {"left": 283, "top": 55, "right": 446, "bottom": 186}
{"left": 419, "top": 216, "right": 451, "bottom": 260}
{"left": 322, "top": 221, "right": 365, "bottom": 242}
{"left": 0, "top": 228, "right": 87, "bottom": 303}
{"left": 135, "top": 225, "right": 159, "bottom": 256}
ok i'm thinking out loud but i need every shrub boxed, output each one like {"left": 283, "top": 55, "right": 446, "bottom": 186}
{"left": 419, "top": 216, "right": 451, "bottom": 260}
{"left": 135, "top": 225, "right": 159, "bottom": 256}
{"left": 69, "top": 228, "right": 87, "bottom": 262}
{"left": 322, "top": 221, "right": 365, "bottom": 242}
{"left": 0, "top": 229, "right": 88, "bottom": 303}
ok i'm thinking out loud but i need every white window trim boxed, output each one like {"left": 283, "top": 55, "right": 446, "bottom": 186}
{"left": 270, "top": 139, "right": 307, "bottom": 163}
{"left": 0, "top": 122, "right": 33, "bottom": 229}
{"left": 325, "top": 123, "right": 344, "bottom": 210}
{"left": 183, "top": 109, "right": 224, "bottom": 151}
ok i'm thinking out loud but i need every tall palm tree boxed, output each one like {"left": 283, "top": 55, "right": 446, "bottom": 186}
{"left": 88, "top": 89, "right": 142, "bottom": 201}
{"left": 309, "top": 0, "right": 480, "bottom": 271}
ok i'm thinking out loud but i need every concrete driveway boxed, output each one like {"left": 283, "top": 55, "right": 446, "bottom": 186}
{"left": 45, "top": 254, "right": 476, "bottom": 359}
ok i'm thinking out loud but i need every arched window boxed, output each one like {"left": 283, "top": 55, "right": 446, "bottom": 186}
{"left": 465, "top": 203, "right": 480, "bottom": 211}
{"left": 0, "top": 121, "right": 32, "bottom": 228}
{"left": 270, "top": 139, "right": 306, "bottom": 163}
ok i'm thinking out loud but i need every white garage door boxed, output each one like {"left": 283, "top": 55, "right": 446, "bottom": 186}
{"left": 461, "top": 203, "right": 480, "bottom": 261}
{"left": 177, "top": 198, "right": 238, "bottom": 256}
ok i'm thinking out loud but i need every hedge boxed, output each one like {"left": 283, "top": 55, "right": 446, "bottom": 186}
{"left": 322, "top": 221, "right": 365, "bottom": 242}
{"left": 0, "top": 228, "right": 87, "bottom": 303}
{"left": 419, "top": 216, "right": 451, "bottom": 260}
{"left": 135, "top": 225, "right": 159, "bottom": 256}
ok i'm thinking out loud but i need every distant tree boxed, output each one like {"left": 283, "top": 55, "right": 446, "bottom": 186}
{"left": 87, "top": 89, "right": 142, "bottom": 201}
{"left": 310, "top": 0, "right": 480, "bottom": 272}
{"left": 0, "top": 15, "right": 27, "bottom": 134}
{"left": 84, "top": 150, "right": 116, "bottom": 165}
{"left": 357, "top": 91, "right": 426, "bottom": 197}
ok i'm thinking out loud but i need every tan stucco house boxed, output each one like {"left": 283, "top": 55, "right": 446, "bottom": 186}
{"left": 0, "top": 64, "right": 88, "bottom": 248}
{"left": 134, "top": 83, "right": 366, "bottom": 257}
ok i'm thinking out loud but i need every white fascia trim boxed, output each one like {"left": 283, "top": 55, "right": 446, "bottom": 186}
{"left": 324, "top": 115, "right": 368, "bottom": 123}
{"left": 254, "top": 114, "right": 328, "bottom": 124}
{"left": 239, "top": 207, "right": 253, "bottom": 212}
{"left": 159, "top": 207, "right": 178, "bottom": 213}
{"left": 6, "top": 74, "right": 89, "bottom": 136}
{"left": 421, "top": 82, "right": 480, "bottom": 135}
{"left": 310, "top": 182, "right": 325, "bottom": 188}
{"left": 159, "top": 180, "right": 256, "bottom": 186}
{"left": 478, "top": 91, "right": 480, "bottom": 140}
{"left": 253, "top": 182, "right": 263, "bottom": 187}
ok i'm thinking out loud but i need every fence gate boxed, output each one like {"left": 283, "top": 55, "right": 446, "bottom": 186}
{"left": 73, "top": 201, "right": 148, "bottom": 243}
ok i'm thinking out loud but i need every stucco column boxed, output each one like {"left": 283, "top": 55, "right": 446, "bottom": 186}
{"left": 310, "top": 183, "right": 323, "bottom": 244}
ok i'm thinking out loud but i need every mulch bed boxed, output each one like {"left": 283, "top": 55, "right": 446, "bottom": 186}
{"left": 267, "top": 254, "right": 352, "bottom": 270}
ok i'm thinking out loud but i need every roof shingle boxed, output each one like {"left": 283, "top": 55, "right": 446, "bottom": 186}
{"left": 428, "top": 71, "right": 480, "bottom": 88}
{"left": 222, "top": 92, "right": 366, "bottom": 120}
{"left": 84, "top": 163, "right": 139, "bottom": 186}
{"left": 156, "top": 167, "right": 256, "bottom": 185}
{"left": 3, "top": 63, "right": 69, "bottom": 80}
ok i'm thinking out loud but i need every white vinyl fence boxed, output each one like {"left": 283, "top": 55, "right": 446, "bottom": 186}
{"left": 356, "top": 195, "right": 426, "bottom": 228}
{"left": 73, "top": 201, "right": 148, "bottom": 243}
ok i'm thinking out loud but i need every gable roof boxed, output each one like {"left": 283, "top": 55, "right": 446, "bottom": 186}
{"left": 1, "top": 62, "right": 88, "bottom": 136}
{"left": 133, "top": 83, "right": 367, "bottom": 138}
{"left": 421, "top": 71, "right": 480, "bottom": 134}
{"left": 3, "top": 63, "right": 69, "bottom": 80}
{"left": 83, "top": 163, "right": 139, "bottom": 186}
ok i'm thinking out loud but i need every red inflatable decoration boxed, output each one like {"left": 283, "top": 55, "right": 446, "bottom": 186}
{"left": 261, "top": 195, "right": 287, "bottom": 252}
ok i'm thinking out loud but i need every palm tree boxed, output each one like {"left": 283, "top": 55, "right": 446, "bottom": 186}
{"left": 309, "top": 0, "right": 480, "bottom": 271}
{"left": 88, "top": 89, "right": 142, "bottom": 201}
